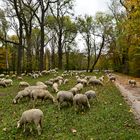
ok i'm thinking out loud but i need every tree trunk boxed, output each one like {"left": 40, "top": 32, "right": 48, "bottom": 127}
{"left": 58, "top": 31, "right": 63, "bottom": 69}
{"left": 39, "top": 13, "right": 45, "bottom": 71}
{"left": 17, "top": 21, "right": 23, "bottom": 75}
{"left": 26, "top": 36, "right": 32, "bottom": 73}
{"left": 90, "top": 35, "right": 105, "bottom": 72}
{"left": 51, "top": 45, "right": 55, "bottom": 69}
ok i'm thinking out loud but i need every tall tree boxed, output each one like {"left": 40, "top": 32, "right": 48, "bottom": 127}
{"left": 77, "top": 15, "right": 94, "bottom": 72}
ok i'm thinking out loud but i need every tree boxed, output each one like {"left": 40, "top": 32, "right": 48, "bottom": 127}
{"left": 77, "top": 15, "right": 94, "bottom": 72}
{"left": 90, "top": 12, "right": 113, "bottom": 72}
{"left": 49, "top": 0, "right": 74, "bottom": 69}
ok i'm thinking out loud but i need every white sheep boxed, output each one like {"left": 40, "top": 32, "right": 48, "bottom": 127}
{"left": 32, "top": 73, "right": 39, "bottom": 79}
{"left": 17, "top": 76, "right": 23, "bottom": 80}
{"left": 77, "top": 78, "right": 87, "bottom": 86}
{"left": 57, "top": 91, "right": 73, "bottom": 109}
{"left": 58, "top": 79, "right": 63, "bottom": 85}
{"left": 19, "top": 81, "right": 30, "bottom": 88}
{"left": 52, "top": 82, "right": 59, "bottom": 93}
{"left": 31, "top": 89, "right": 55, "bottom": 104}
{"left": 36, "top": 82, "right": 47, "bottom": 89}
{"left": 88, "top": 79, "right": 103, "bottom": 86}
{"left": 128, "top": 80, "right": 136, "bottom": 87}
{"left": 3, "top": 79, "right": 13, "bottom": 86}
{"left": 73, "top": 94, "right": 90, "bottom": 111}
{"left": 17, "top": 109, "right": 43, "bottom": 135}
{"left": 69, "top": 87, "right": 78, "bottom": 95}
{"left": 44, "top": 81, "right": 53, "bottom": 86}
{"left": 63, "top": 79, "right": 69, "bottom": 84}
{"left": 85, "top": 90, "right": 96, "bottom": 100}
{"left": 5, "top": 75, "right": 9, "bottom": 79}
{"left": 0, "top": 74, "right": 4, "bottom": 78}
{"left": 11, "top": 74, "right": 16, "bottom": 79}
{"left": 98, "top": 76, "right": 104, "bottom": 82}
{"left": 109, "top": 76, "right": 116, "bottom": 82}
{"left": 74, "top": 83, "right": 83, "bottom": 92}
{"left": 13, "top": 89, "right": 31, "bottom": 104}
{"left": 0, "top": 81, "right": 7, "bottom": 87}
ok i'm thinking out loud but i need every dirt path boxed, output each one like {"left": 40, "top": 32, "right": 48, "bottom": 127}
{"left": 113, "top": 73, "right": 140, "bottom": 123}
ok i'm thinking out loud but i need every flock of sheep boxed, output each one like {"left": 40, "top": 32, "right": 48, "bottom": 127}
{"left": 0, "top": 69, "right": 137, "bottom": 135}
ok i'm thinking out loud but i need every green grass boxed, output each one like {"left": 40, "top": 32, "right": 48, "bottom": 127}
{"left": 0, "top": 72, "right": 140, "bottom": 140}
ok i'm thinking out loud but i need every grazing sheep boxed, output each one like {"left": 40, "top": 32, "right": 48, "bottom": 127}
{"left": 109, "top": 76, "right": 116, "bottom": 82}
{"left": 36, "top": 81, "right": 45, "bottom": 86}
{"left": 13, "top": 89, "right": 31, "bottom": 104}
{"left": 99, "top": 76, "right": 104, "bottom": 82}
{"left": 19, "top": 81, "right": 30, "bottom": 88}
{"left": 63, "top": 79, "right": 69, "bottom": 84}
{"left": 52, "top": 82, "right": 59, "bottom": 93}
{"left": 69, "top": 87, "right": 78, "bottom": 95}
{"left": 13, "top": 85, "right": 48, "bottom": 104}
{"left": 11, "top": 74, "right": 16, "bottom": 79}
{"left": 73, "top": 94, "right": 90, "bottom": 110}
{"left": 44, "top": 81, "right": 53, "bottom": 86}
{"left": 0, "top": 74, "right": 4, "bottom": 78}
{"left": 17, "top": 109, "right": 43, "bottom": 135}
{"left": 58, "top": 79, "right": 63, "bottom": 85}
{"left": 32, "top": 74, "right": 39, "bottom": 79}
{"left": 0, "top": 81, "right": 7, "bottom": 87}
{"left": 36, "top": 82, "right": 47, "bottom": 89}
{"left": 31, "top": 89, "right": 55, "bottom": 103}
{"left": 74, "top": 83, "right": 83, "bottom": 91}
{"left": 57, "top": 91, "right": 73, "bottom": 109}
{"left": 88, "top": 79, "right": 103, "bottom": 86}
{"left": 5, "top": 75, "right": 9, "bottom": 79}
{"left": 3, "top": 79, "right": 13, "bottom": 86}
{"left": 85, "top": 90, "right": 96, "bottom": 100}
{"left": 77, "top": 78, "right": 87, "bottom": 86}
{"left": 128, "top": 80, "right": 136, "bottom": 87}
{"left": 17, "top": 76, "right": 23, "bottom": 80}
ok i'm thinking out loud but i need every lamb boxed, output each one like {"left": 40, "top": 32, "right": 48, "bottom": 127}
{"left": 31, "top": 89, "right": 55, "bottom": 103}
{"left": 57, "top": 91, "right": 73, "bottom": 109}
{"left": 17, "top": 109, "right": 43, "bottom": 135}
{"left": 128, "top": 80, "right": 136, "bottom": 87}
{"left": 85, "top": 90, "right": 96, "bottom": 100}
{"left": 73, "top": 94, "right": 90, "bottom": 110}
{"left": 88, "top": 79, "right": 103, "bottom": 86}
{"left": 52, "top": 82, "right": 59, "bottom": 93}
{"left": 13, "top": 89, "right": 31, "bottom": 104}
{"left": 19, "top": 81, "right": 30, "bottom": 88}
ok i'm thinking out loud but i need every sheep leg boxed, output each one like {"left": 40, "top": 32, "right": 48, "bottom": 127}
{"left": 37, "top": 124, "right": 41, "bottom": 135}
{"left": 23, "top": 124, "right": 26, "bottom": 133}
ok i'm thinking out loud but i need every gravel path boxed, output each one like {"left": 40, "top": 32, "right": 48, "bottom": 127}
{"left": 113, "top": 73, "right": 140, "bottom": 123}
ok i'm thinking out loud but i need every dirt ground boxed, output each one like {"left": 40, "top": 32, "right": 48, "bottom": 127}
{"left": 113, "top": 73, "right": 140, "bottom": 124}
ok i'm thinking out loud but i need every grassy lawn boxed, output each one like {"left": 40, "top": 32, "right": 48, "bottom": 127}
{"left": 0, "top": 72, "right": 140, "bottom": 140}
